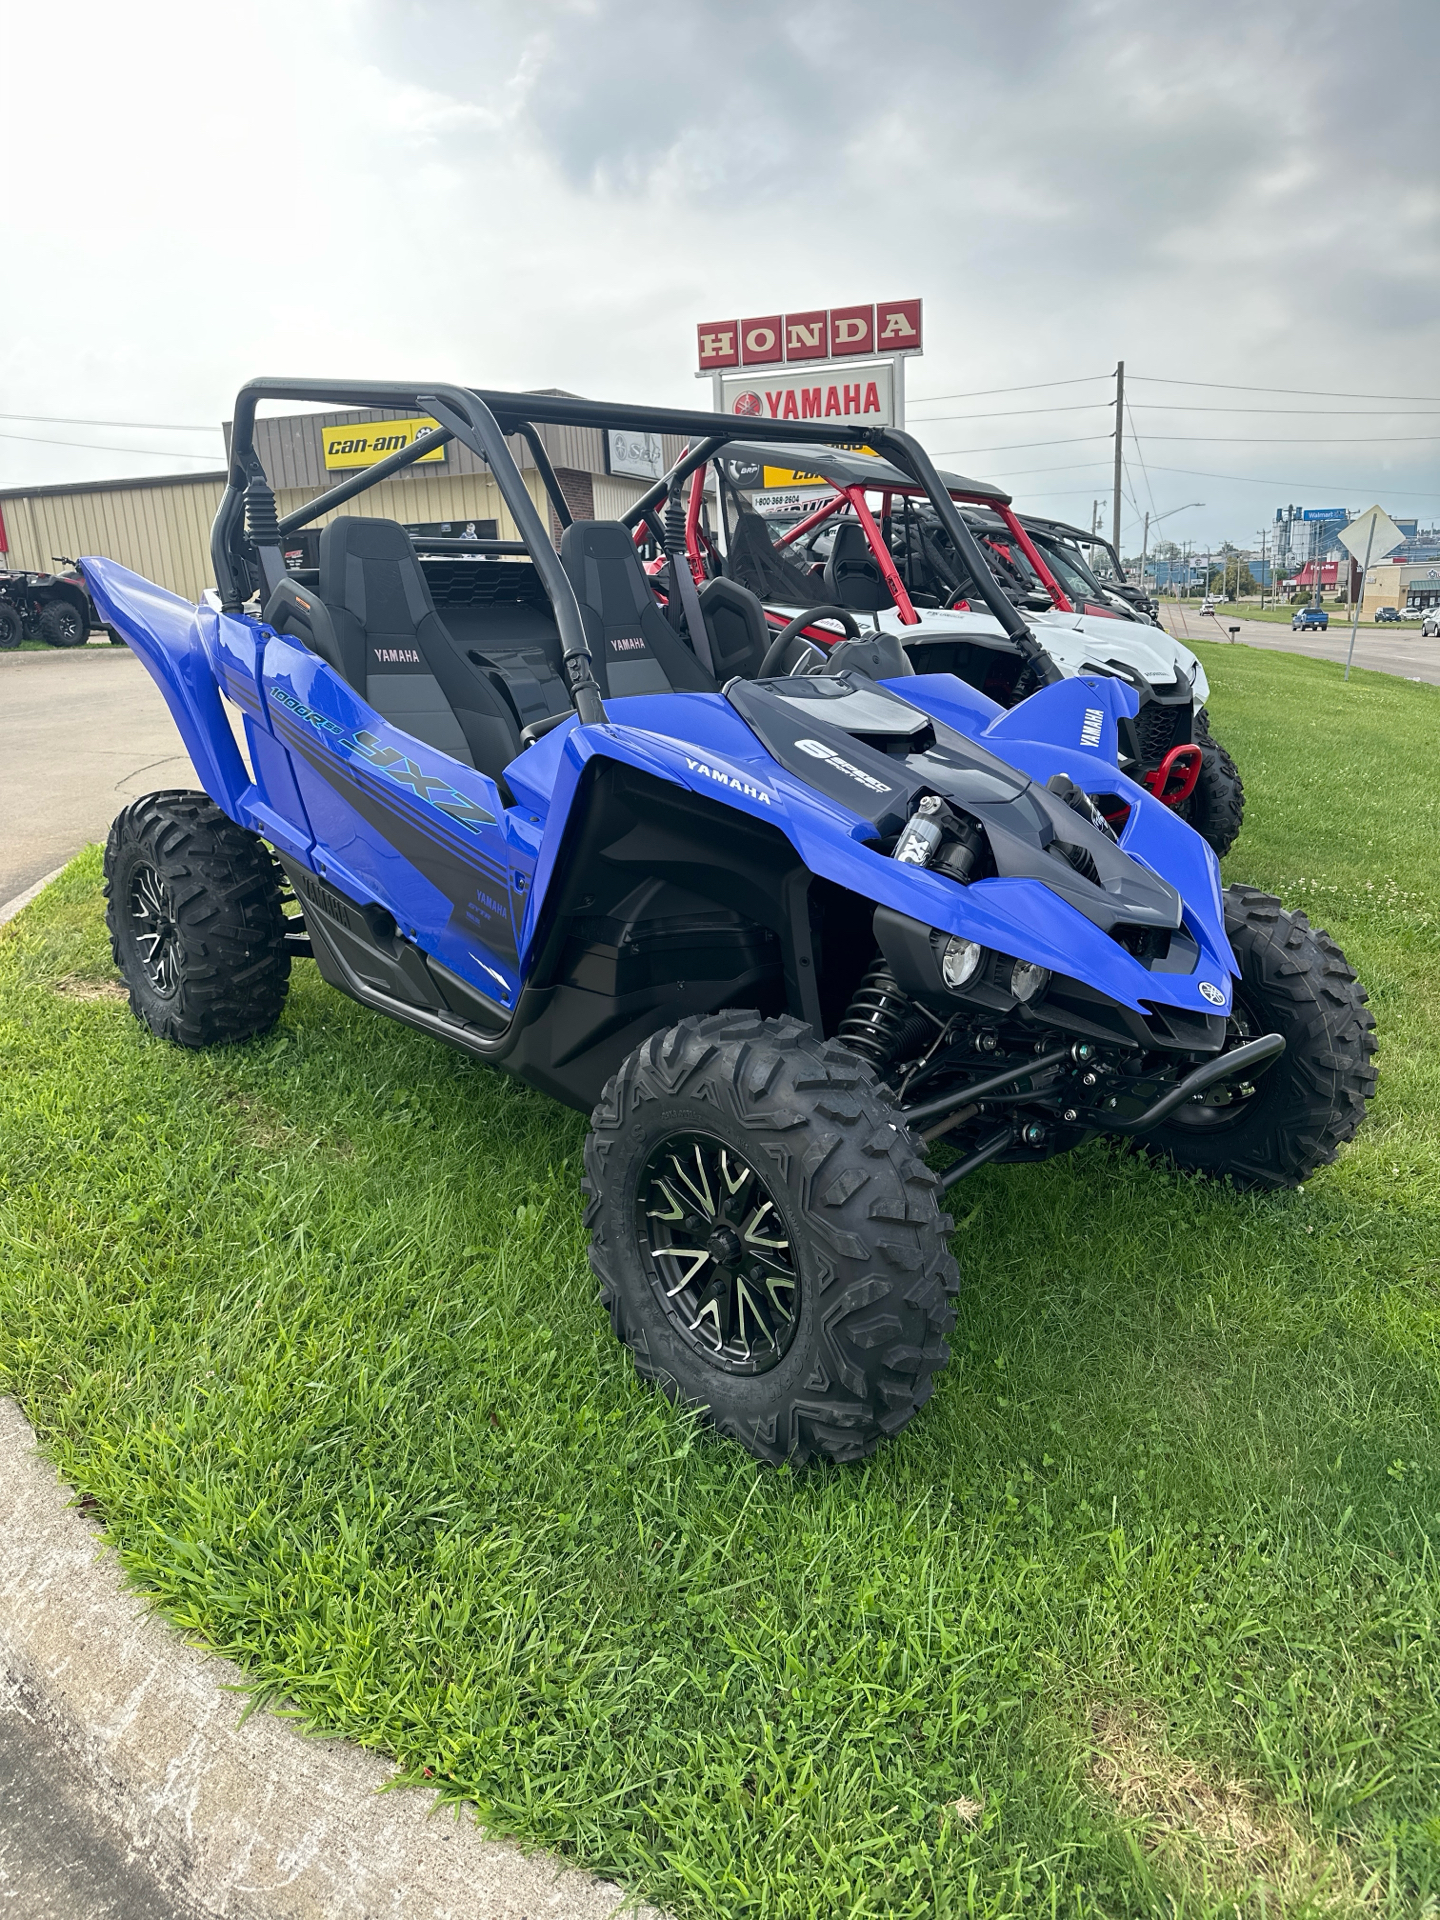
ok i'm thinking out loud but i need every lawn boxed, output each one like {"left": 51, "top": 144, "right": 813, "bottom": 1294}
{"left": 3, "top": 642, "right": 1440, "bottom": 1918}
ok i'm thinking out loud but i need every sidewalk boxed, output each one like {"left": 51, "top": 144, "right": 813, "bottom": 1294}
{"left": 0, "top": 1396, "right": 659, "bottom": 1920}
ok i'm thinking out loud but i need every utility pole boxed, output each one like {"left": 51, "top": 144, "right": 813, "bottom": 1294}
{"left": 1112, "top": 360, "right": 1125, "bottom": 555}
{"left": 1091, "top": 499, "right": 1099, "bottom": 538}
{"left": 1140, "top": 511, "right": 1150, "bottom": 601}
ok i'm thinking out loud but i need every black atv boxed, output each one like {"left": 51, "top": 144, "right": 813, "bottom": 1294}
{"left": 0, "top": 558, "right": 97, "bottom": 649}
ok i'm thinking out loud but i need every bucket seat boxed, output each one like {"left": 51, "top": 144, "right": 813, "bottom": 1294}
{"left": 823, "top": 521, "right": 893, "bottom": 613}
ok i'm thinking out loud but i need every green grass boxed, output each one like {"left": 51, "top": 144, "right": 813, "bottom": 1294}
{"left": 4, "top": 642, "right": 1440, "bottom": 1917}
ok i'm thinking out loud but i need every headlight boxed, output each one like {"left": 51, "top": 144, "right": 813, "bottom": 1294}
{"left": 1008, "top": 958, "right": 1051, "bottom": 1004}
{"left": 941, "top": 937, "right": 984, "bottom": 989}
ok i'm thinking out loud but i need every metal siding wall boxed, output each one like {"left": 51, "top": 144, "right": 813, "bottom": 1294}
{"left": 0, "top": 478, "right": 225, "bottom": 601}
{"left": 274, "top": 467, "right": 553, "bottom": 544}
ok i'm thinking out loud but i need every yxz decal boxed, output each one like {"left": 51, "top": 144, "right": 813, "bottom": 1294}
{"left": 267, "top": 683, "right": 496, "bottom": 833}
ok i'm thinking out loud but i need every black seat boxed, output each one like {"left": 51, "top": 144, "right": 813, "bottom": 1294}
{"left": 263, "top": 516, "right": 527, "bottom": 781}
{"left": 559, "top": 522, "right": 717, "bottom": 697}
{"left": 697, "top": 577, "right": 772, "bottom": 681}
{"left": 823, "top": 521, "right": 893, "bottom": 612}
{"left": 724, "top": 508, "right": 818, "bottom": 605}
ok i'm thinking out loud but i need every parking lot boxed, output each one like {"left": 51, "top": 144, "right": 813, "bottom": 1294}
{"left": 0, "top": 645, "right": 226, "bottom": 908}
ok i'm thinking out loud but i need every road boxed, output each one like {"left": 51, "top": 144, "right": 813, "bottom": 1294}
{"left": 1161, "top": 605, "right": 1440, "bottom": 687}
{"left": 0, "top": 645, "right": 231, "bottom": 908}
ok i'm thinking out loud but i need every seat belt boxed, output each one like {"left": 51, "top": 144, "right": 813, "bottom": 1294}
{"left": 662, "top": 489, "right": 715, "bottom": 675}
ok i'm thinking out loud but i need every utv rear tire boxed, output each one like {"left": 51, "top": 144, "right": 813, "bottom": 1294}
{"left": 104, "top": 790, "right": 291, "bottom": 1047}
{"left": 1182, "top": 708, "right": 1245, "bottom": 858}
{"left": 1146, "top": 884, "right": 1376, "bottom": 1189}
{"left": 584, "top": 1011, "right": 959, "bottom": 1467}
{"left": 38, "top": 600, "right": 87, "bottom": 647}
{"left": 0, "top": 604, "right": 21, "bottom": 650}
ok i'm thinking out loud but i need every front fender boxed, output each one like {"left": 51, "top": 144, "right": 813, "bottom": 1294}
{"left": 81, "top": 557, "right": 252, "bottom": 820}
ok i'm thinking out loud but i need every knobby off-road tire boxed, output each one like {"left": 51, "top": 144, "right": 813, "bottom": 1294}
{"left": 38, "top": 599, "right": 87, "bottom": 647}
{"left": 1147, "top": 883, "right": 1376, "bottom": 1189}
{"left": 584, "top": 1011, "right": 960, "bottom": 1467}
{"left": 104, "top": 790, "right": 290, "bottom": 1046}
{"left": 1182, "top": 707, "right": 1245, "bottom": 859}
{"left": 0, "top": 603, "right": 22, "bottom": 650}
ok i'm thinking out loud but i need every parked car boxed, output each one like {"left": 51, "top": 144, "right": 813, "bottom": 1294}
{"left": 1293, "top": 606, "right": 1329, "bottom": 631}
{"left": 1374, "top": 607, "right": 1401, "bottom": 624}
{"left": 1421, "top": 611, "right": 1440, "bottom": 638}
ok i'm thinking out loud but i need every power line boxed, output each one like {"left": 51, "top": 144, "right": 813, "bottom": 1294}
{"left": 906, "top": 374, "right": 1111, "bottom": 404}
{"left": 1131, "top": 374, "right": 1440, "bottom": 403}
{"left": 932, "top": 434, "right": 1112, "bottom": 456}
{"left": 1142, "top": 461, "right": 1440, "bottom": 499}
{"left": 1130, "top": 432, "right": 1440, "bottom": 443}
{"left": 0, "top": 429, "right": 225, "bottom": 461}
{"left": 0, "top": 410, "right": 220, "bottom": 433}
{"left": 1130, "top": 402, "right": 1440, "bottom": 416}
{"left": 907, "top": 401, "right": 1111, "bottom": 423}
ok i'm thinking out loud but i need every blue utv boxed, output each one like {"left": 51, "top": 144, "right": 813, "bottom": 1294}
{"left": 85, "top": 380, "right": 1377, "bottom": 1467}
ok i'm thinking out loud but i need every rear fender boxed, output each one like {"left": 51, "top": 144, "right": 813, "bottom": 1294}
{"left": 81, "top": 557, "right": 252, "bottom": 820}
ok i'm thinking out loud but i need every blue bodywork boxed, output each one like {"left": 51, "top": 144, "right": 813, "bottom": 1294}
{"left": 84, "top": 554, "right": 1236, "bottom": 1042}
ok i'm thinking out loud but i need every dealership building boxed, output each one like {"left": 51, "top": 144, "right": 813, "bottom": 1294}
{"left": 0, "top": 404, "right": 686, "bottom": 603}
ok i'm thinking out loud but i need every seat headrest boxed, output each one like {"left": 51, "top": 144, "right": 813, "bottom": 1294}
{"left": 559, "top": 520, "right": 655, "bottom": 620}
{"left": 319, "top": 516, "right": 433, "bottom": 628}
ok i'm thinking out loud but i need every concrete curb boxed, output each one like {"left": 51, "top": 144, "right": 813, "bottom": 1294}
{"left": 0, "top": 864, "right": 69, "bottom": 928}
{"left": 0, "top": 1398, "right": 661, "bottom": 1918}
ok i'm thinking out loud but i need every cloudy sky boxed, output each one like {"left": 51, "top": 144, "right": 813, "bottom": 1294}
{"left": 3, "top": 0, "right": 1436, "bottom": 551}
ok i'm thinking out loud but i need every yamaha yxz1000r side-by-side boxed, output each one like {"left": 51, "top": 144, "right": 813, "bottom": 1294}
{"left": 665, "top": 445, "right": 1244, "bottom": 858}
{"left": 84, "top": 380, "right": 1375, "bottom": 1468}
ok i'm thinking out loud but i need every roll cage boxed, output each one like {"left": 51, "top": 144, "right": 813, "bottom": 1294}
{"left": 214, "top": 381, "right": 1062, "bottom": 721}
{"left": 656, "top": 441, "right": 1080, "bottom": 624}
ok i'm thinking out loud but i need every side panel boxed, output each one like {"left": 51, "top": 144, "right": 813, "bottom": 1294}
{"left": 258, "top": 634, "right": 524, "bottom": 1012}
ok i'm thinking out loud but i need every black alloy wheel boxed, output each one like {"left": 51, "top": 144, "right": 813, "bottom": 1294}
{"left": 638, "top": 1131, "right": 799, "bottom": 1373}
{"left": 0, "top": 603, "right": 21, "bottom": 650}
{"left": 127, "top": 862, "right": 183, "bottom": 998}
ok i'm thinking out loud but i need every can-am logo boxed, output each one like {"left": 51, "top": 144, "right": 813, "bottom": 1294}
{"left": 684, "top": 756, "right": 773, "bottom": 805}
{"left": 795, "top": 737, "right": 892, "bottom": 794}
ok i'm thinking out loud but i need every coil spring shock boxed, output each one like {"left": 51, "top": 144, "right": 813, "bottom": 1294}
{"left": 838, "top": 959, "right": 913, "bottom": 1067}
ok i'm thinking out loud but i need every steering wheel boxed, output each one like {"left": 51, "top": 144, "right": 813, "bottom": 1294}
{"left": 758, "top": 605, "right": 861, "bottom": 678}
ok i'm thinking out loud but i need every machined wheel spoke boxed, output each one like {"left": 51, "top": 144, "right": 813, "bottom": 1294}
{"left": 655, "top": 1243, "right": 711, "bottom": 1293}
{"left": 669, "top": 1148, "right": 716, "bottom": 1220}
{"left": 734, "top": 1275, "right": 776, "bottom": 1352}
{"left": 741, "top": 1198, "right": 788, "bottom": 1253}
{"left": 646, "top": 1177, "right": 689, "bottom": 1224}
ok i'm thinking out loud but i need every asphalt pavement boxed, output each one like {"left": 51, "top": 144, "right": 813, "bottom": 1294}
{"left": 0, "top": 644, "right": 225, "bottom": 908}
{"left": 1162, "top": 605, "right": 1440, "bottom": 687}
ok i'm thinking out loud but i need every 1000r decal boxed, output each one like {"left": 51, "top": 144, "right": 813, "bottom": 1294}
{"left": 267, "top": 684, "right": 496, "bottom": 833}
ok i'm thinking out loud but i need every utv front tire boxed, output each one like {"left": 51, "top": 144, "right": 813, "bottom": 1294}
{"left": 104, "top": 790, "right": 291, "bottom": 1046}
{"left": 584, "top": 1012, "right": 959, "bottom": 1467}
{"left": 1182, "top": 708, "right": 1245, "bottom": 858}
{"left": 1146, "top": 884, "right": 1376, "bottom": 1189}
{"left": 0, "top": 604, "right": 21, "bottom": 649}
{"left": 38, "top": 600, "right": 87, "bottom": 647}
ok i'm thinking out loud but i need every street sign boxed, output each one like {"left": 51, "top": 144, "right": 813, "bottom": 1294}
{"left": 1340, "top": 506, "right": 1408, "bottom": 680}
{"left": 1338, "top": 505, "right": 1406, "bottom": 562}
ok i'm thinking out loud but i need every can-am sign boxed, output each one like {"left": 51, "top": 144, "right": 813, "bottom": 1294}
{"left": 721, "top": 362, "right": 895, "bottom": 426}
{"left": 697, "top": 301, "right": 922, "bottom": 370}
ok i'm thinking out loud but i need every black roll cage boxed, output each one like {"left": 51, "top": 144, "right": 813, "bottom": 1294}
{"left": 214, "top": 379, "right": 1057, "bottom": 731}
